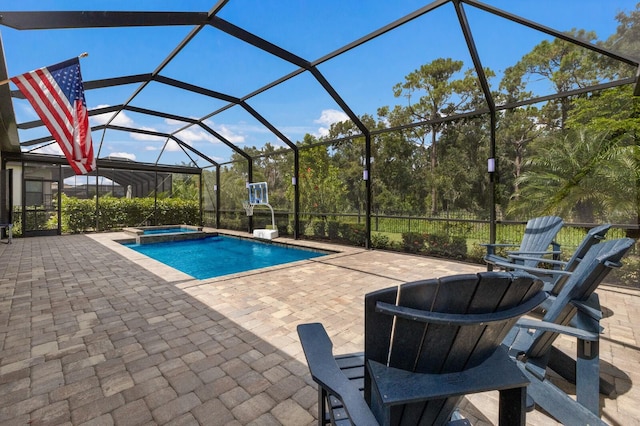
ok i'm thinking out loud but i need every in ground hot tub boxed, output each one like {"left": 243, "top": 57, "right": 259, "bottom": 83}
{"left": 122, "top": 225, "right": 213, "bottom": 244}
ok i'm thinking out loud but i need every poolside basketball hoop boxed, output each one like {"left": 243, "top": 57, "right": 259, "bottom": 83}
{"left": 247, "top": 182, "right": 278, "bottom": 240}
{"left": 242, "top": 201, "right": 254, "bottom": 217}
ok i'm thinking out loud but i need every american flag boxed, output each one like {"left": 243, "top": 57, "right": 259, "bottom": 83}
{"left": 11, "top": 57, "right": 96, "bottom": 175}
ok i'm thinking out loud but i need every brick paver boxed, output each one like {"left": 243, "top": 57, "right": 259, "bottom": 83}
{"left": 0, "top": 232, "right": 638, "bottom": 425}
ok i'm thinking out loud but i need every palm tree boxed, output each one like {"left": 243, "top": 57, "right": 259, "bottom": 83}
{"left": 507, "top": 129, "right": 638, "bottom": 223}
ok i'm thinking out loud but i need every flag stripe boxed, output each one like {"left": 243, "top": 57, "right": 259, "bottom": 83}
{"left": 14, "top": 75, "right": 79, "bottom": 173}
{"left": 23, "top": 69, "right": 75, "bottom": 147}
{"left": 13, "top": 73, "right": 75, "bottom": 154}
{"left": 35, "top": 68, "right": 74, "bottom": 123}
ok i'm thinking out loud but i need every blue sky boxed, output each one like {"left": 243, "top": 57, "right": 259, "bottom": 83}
{"left": 1, "top": 0, "right": 638, "bottom": 167}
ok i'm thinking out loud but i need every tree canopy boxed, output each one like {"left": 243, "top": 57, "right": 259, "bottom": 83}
{"left": 209, "top": 3, "right": 639, "bottom": 227}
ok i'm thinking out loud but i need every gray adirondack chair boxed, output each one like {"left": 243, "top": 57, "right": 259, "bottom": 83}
{"left": 298, "top": 271, "right": 547, "bottom": 425}
{"left": 503, "top": 237, "right": 635, "bottom": 426}
{"left": 490, "top": 223, "right": 611, "bottom": 296}
{"left": 483, "top": 216, "right": 564, "bottom": 270}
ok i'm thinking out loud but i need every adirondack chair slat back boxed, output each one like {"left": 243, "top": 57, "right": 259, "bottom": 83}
{"left": 519, "top": 216, "right": 564, "bottom": 267}
{"left": 528, "top": 238, "right": 635, "bottom": 358}
{"left": 364, "top": 272, "right": 544, "bottom": 426}
{"left": 563, "top": 224, "right": 611, "bottom": 272}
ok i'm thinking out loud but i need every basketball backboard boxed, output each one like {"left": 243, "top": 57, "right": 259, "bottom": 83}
{"left": 248, "top": 182, "right": 269, "bottom": 205}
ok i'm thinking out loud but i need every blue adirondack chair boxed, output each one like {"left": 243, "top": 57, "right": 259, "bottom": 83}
{"left": 490, "top": 223, "right": 611, "bottom": 296}
{"left": 298, "top": 271, "right": 547, "bottom": 425}
{"left": 503, "top": 237, "right": 635, "bottom": 426}
{"left": 483, "top": 216, "right": 564, "bottom": 270}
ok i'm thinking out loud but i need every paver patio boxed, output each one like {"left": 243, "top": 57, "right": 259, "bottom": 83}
{"left": 0, "top": 231, "right": 638, "bottom": 425}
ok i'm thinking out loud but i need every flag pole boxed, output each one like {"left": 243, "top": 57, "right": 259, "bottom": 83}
{"left": 0, "top": 52, "right": 89, "bottom": 86}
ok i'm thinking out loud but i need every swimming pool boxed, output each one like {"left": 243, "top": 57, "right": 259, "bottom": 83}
{"left": 122, "top": 235, "right": 327, "bottom": 279}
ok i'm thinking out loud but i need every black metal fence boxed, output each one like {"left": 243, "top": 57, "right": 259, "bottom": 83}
{"left": 208, "top": 209, "right": 633, "bottom": 248}
{"left": 204, "top": 209, "right": 638, "bottom": 288}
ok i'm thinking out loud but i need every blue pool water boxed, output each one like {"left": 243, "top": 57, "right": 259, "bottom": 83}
{"left": 142, "top": 227, "right": 197, "bottom": 235}
{"left": 123, "top": 235, "right": 326, "bottom": 279}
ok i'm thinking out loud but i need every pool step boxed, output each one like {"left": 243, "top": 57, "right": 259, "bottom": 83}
{"left": 253, "top": 229, "right": 279, "bottom": 240}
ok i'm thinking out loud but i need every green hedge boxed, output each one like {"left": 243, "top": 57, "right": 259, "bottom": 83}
{"left": 297, "top": 219, "right": 366, "bottom": 247}
{"left": 62, "top": 196, "right": 96, "bottom": 232}
{"left": 60, "top": 195, "right": 200, "bottom": 233}
{"left": 401, "top": 231, "right": 467, "bottom": 258}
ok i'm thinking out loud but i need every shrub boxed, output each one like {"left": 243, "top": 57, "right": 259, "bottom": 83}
{"left": 424, "top": 233, "right": 448, "bottom": 255}
{"left": 424, "top": 233, "right": 468, "bottom": 259}
{"left": 155, "top": 199, "right": 199, "bottom": 225}
{"left": 220, "top": 216, "right": 242, "bottom": 231}
{"left": 311, "top": 220, "right": 326, "bottom": 237}
{"left": 298, "top": 220, "right": 307, "bottom": 235}
{"left": 304, "top": 221, "right": 315, "bottom": 236}
{"left": 339, "top": 223, "right": 366, "bottom": 246}
{"left": 327, "top": 220, "right": 340, "bottom": 240}
{"left": 448, "top": 236, "right": 468, "bottom": 259}
{"left": 371, "top": 233, "right": 390, "bottom": 249}
{"left": 60, "top": 195, "right": 200, "bottom": 233}
{"left": 609, "top": 254, "right": 640, "bottom": 288}
{"left": 402, "top": 232, "right": 425, "bottom": 253}
{"left": 276, "top": 222, "right": 289, "bottom": 236}
{"left": 467, "top": 243, "right": 487, "bottom": 264}
{"left": 338, "top": 223, "right": 353, "bottom": 241}
{"left": 9, "top": 215, "right": 22, "bottom": 237}
{"left": 61, "top": 195, "right": 95, "bottom": 233}
{"left": 389, "top": 240, "right": 404, "bottom": 252}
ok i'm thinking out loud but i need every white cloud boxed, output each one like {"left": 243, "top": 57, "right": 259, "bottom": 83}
{"left": 314, "top": 109, "right": 349, "bottom": 137}
{"left": 174, "top": 128, "right": 215, "bottom": 144}
{"left": 202, "top": 119, "right": 248, "bottom": 144}
{"left": 164, "top": 118, "right": 185, "bottom": 126}
{"left": 315, "top": 109, "right": 349, "bottom": 126}
{"left": 31, "top": 143, "right": 63, "bottom": 156}
{"left": 165, "top": 139, "right": 182, "bottom": 152}
{"left": 107, "top": 152, "right": 136, "bottom": 161}
{"left": 143, "top": 140, "right": 180, "bottom": 152}
{"left": 215, "top": 124, "right": 246, "bottom": 144}
{"left": 129, "top": 126, "right": 165, "bottom": 141}
{"left": 90, "top": 106, "right": 164, "bottom": 141}
{"left": 90, "top": 105, "right": 133, "bottom": 127}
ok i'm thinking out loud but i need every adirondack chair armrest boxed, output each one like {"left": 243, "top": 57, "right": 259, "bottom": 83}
{"left": 604, "top": 260, "right": 623, "bottom": 269}
{"left": 489, "top": 260, "right": 572, "bottom": 278}
{"left": 568, "top": 293, "right": 605, "bottom": 334}
{"left": 375, "top": 291, "right": 548, "bottom": 326}
{"left": 506, "top": 255, "right": 568, "bottom": 268}
{"left": 508, "top": 255, "right": 567, "bottom": 265}
{"left": 571, "top": 299, "right": 603, "bottom": 322}
{"left": 480, "top": 243, "right": 519, "bottom": 248}
{"left": 506, "top": 250, "right": 561, "bottom": 257}
{"left": 515, "top": 318, "right": 599, "bottom": 341}
{"left": 297, "top": 323, "right": 379, "bottom": 426}
{"left": 480, "top": 243, "right": 519, "bottom": 256}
